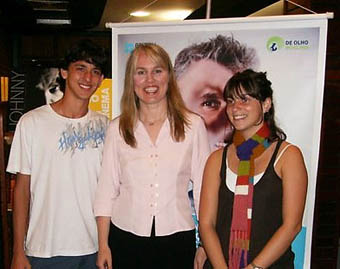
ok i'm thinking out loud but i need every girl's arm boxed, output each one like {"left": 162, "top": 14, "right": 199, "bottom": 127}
{"left": 199, "top": 149, "right": 228, "bottom": 269}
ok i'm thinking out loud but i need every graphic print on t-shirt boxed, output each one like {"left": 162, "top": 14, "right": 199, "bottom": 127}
{"left": 58, "top": 118, "right": 106, "bottom": 155}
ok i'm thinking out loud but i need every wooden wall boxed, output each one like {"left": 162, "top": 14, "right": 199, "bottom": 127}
{"left": 19, "top": 33, "right": 110, "bottom": 60}
{"left": 0, "top": 30, "right": 10, "bottom": 76}
{"left": 1, "top": 31, "right": 111, "bottom": 74}
{"left": 285, "top": 0, "right": 340, "bottom": 268}
{"left": 311, "top": 1, "right": 340, "bottom": 267}
{"left": 14, "top": 32, "right": 111, "bottom": 77}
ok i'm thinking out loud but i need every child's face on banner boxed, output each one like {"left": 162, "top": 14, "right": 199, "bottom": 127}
{"left": 177, "top": 59, "right": 233, "bottom": 149}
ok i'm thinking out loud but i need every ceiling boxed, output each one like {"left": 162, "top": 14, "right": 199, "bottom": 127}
{"left": 0, "top": 0, "right": 280, "bottom": 34}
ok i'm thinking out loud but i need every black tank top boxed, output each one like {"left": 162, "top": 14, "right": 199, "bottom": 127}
{"left": 204, "top": 140, "right": 295, "bottom": 269}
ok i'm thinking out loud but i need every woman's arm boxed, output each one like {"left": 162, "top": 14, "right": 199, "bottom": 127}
{"left": 199, "top": 149, "right": 228, "bottom": 269}
{"left": 192, "top": 115, "right": 211, "bottom": 215}
{"left": 191, "top": 115, "right": 211, "bottom": 269}
{"left": 246, "top": 144, "right": 308, "bottom": 269}
{"left": 96, "top": 216, "right": 112, "bottom": 269}
{"left": 94, "top": 121, "right": 120, "bottom": 269}
{"left": 94, "top": 121, "right": 120, "bottom": 217}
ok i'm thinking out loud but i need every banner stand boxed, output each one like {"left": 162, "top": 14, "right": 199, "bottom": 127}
{"left": 107, "top": 13, "right": 332, "bottom": 268}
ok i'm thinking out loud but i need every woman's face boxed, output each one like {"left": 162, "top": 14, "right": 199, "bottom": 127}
{"left": 226, "top": 89, "right": 271, "bottom": 139}
{"left": 133, "top": 51, "right": 169, "bottom": 108}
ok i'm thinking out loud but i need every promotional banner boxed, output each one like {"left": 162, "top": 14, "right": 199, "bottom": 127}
{"left": 108, "top": 14, "right": 329, "bottom": 268}
{"left": 89, "top": 78, "right": 113, "bottom": 119}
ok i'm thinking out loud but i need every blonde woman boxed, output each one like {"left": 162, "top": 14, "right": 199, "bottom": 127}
{"left": 94, "top": 43, "right": 210, "bottom": 269}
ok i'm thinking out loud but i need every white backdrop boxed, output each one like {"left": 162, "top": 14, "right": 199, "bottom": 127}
{"left": 107, "top": 14, "right": 329, "bottom": 268}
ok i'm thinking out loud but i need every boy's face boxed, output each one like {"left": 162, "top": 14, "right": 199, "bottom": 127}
{"left": 61, "top": 60, "right": 103, "bottom": 102}
{"left": 177, "top": 59, "right": 234, "bottom": 150}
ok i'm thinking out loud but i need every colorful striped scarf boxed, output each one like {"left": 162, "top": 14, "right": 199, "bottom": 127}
{"left": 228, "top": 123, "right": 271, "bottom": 269}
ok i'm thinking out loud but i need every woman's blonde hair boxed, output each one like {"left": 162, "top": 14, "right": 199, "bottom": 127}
{"left": 119, "top": 43, "right": 190, "bottom": 147}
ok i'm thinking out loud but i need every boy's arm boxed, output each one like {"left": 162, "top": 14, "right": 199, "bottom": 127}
{"left": 11, "top": 173, "right": 31, "bottom": 269}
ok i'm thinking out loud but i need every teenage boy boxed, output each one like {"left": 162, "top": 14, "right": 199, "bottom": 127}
{"left": 7, "top": 39, "right": 109, "bottom": 269}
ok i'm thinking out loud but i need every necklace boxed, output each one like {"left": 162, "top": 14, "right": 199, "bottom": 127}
{"left": 140, "top": 112, "right": 168, "bottom": 126}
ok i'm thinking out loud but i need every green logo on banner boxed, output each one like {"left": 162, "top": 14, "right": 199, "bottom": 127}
{"left": 267, "top": 36, "right": 310, "bottom": 52}
{"left": 267, "top": 36, "right": 285, "bottom": 52}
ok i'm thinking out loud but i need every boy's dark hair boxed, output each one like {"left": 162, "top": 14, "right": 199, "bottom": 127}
{"left": 58, "top": 39, "right": 108, "bottom": 91}
{"left": 62, "top": 39, "right": 108, "bottom": 75}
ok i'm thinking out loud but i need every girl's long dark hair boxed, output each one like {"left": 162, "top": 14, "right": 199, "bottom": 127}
{"left": 224, "top": 69, "right": 286, "bottom": 142}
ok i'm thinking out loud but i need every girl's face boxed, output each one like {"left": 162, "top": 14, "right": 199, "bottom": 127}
{"left": 226, "top": 87, "right": 271, "bottom": 139}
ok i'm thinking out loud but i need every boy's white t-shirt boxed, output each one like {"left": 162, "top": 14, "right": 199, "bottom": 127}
{"left": 7, "top": 104, "right": 108, "bottom": 258}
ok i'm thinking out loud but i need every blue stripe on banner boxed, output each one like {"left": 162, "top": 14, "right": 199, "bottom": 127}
{"left": 292, "top": 226, "right": 306, "bottom": 269}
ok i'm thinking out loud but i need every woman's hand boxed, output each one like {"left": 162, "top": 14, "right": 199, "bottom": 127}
{"left": 194, "top": 246, "right": 207, "bottom": 269}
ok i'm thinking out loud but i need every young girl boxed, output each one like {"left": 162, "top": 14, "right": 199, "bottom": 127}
{"left": 199, "top": 69, "right": 307, "bottom": 269}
